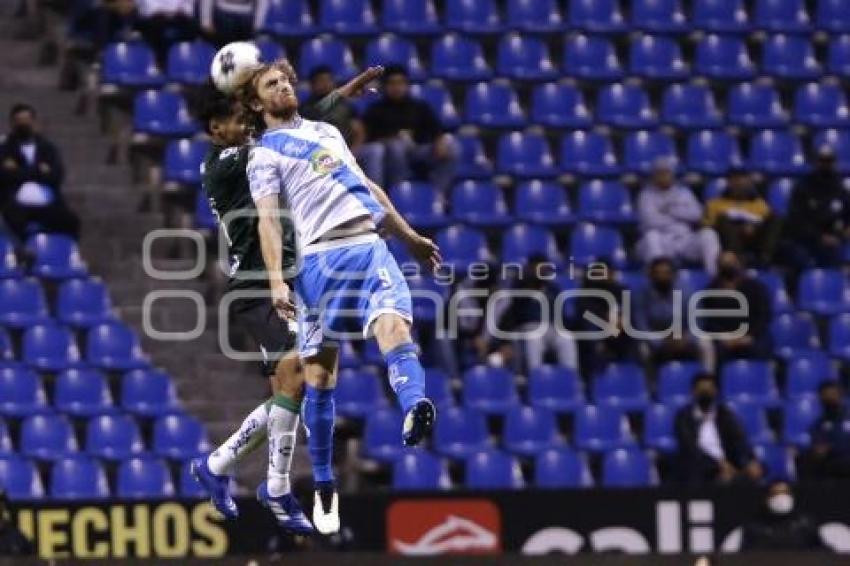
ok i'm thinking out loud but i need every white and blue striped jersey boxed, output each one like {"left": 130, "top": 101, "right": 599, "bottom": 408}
{"left": 246, "top": 118, "right": 385, "bottom": 248}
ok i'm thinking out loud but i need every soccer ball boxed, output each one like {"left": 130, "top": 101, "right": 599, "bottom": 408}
{"left": 210, "top": 41, "right": 263, "bottom": 94}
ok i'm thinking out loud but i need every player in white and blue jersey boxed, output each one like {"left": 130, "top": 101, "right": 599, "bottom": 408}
{"left": 239, "top": 62, "right": 441, "bottom": 535}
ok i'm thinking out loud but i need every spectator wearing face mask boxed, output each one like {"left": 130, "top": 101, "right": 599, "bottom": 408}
{"left": 799, "top": 382, "right": 850, "bottom": 480}
{"left": 741, "top": 482, "right": 822, "bottom": 551}
{"left": 673, "top": 373, "right": 763, "bottom": 485}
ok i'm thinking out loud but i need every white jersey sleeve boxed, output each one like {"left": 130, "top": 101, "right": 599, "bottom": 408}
{"left": 247, "top": 146, "right": 282, "bottom": 202}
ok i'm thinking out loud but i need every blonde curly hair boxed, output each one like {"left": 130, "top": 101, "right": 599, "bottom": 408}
{"left": 235, "top": 58, "right": 298, "bottom": 136}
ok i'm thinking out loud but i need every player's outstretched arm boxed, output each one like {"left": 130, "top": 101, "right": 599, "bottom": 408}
{"left": 310, "top": 66, "right": 384, "bottom": 118}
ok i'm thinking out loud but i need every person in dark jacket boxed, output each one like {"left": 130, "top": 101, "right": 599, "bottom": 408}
{"left": 799, "top": 381, "right": 850, "bottom": 480}
{"left": 674, "top": 373, "right": 763, "bottom": 485}
{"left": 742, "top": 482, "right": 822, "bottom": 551}
{"left": 300, "top": 65, "right": 360, "bottom": 145}
{"left": 0, "top": 490, "right": 33, "bottom": 556}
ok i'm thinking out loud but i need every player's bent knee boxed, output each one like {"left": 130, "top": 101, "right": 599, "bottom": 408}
{"left": 304, "top": 344, "right": 339, "bottom": 390}
{"left": 373, "top": 313, "right": 413, "bottom": 354}
{"left": 271, "top": 354, "right": 304, "bottom": 399}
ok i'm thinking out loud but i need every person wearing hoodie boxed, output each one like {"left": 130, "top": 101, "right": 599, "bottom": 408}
{"left": 741, "top": 482, "right": 822, "bottom": 551}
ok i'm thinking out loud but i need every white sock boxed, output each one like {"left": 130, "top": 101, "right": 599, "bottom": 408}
{"left": 207, "top": 401, "right": 269, "bottom": 476}
{"left": 267, "top": 402, "right": 299, "bottom": 497}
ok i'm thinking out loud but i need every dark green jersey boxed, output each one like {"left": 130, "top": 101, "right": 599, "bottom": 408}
{"left": 201, "top": 144, "right": 296, "bottom": 291}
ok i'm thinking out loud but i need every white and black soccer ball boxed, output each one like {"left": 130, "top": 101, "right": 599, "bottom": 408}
{"left": 210, "top": 41, "right": 263, "bottom": 94}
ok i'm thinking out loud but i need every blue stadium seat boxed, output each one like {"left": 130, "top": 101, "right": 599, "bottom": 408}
{"left": 560, "top": 131, "right": 621, "bottom": 176}
{"left": 433, "top": 406, "right": 490, "bottom": 459}
{"left": 390, "top": 182, "right": 447, "bottom": 230}
{"left": 394, "top": 450, "right": 450, "bottom": 490}
{"left": 50, "top": 455, "right": 110, "bottom": 500}
{"left": 748, "top": 130, "right": 808, "bottom": 175}
{"left": 753, "top": 270, "right": 794, "bottom": 314}
{"left": 754, "top": 0, "right": 811, "bottom": 33}
{"left": 818, "top": 0, "right": 850, "bottom": 32}
{"left": 623, "top": 130, "right": 678, "bottom": 174}
{"left": 783, "top": 396, "right": 821, "bottom": 446}
{"left": 629, "top": 35, "right": 688, "bottom": 79}
{"left": 497, "top": 132, "right": 557, "bottom": 177}
{"left": 335, "top": 368, "right": 388, "bottom": 419}
{"left": 133, "top": 90, "right": 198, "bottom": 138}
{"left": 631, "top": 0, "right": 687, "bottom": 33}
{"left": 798, "top": 269, "right": 850, "bottom": 315}
{"left": 153, "top": 413, "right": 210, "bottom": 460}
{"left": 534, "top": 447, "right": 593, "bottom": 488}
{"left": 722, "top": 360, "right": 780, "bottom": 408}
{"left": 602, "top": 449, "right": 657, "bottom": 487}
{"left": 101, "top": 41, "right": 163, "bottom": 88}
{"left": 0, "top": 278, "right": 49, "bottom": 328}
{"left": 179, "top": 461, "right": 206, "bottom": 498}
{"left": 195, "top": 190, "right": 217, "bottom": 232}
{"left": 563, "top": 34, "right": 624, "bottom": 81}
{"left": 569, "top": 0, "right": 626, "bottom": 33}
{"left": 0, "top": 367, "right": 47, "bottom": 417}
{"left": 0, "top": 419, "right": 10, "bottom": 453}
{"left": 695, "top": 35, "right": 756, "bottom": 79}
{"left": 658, "top": 361, "right": 702, "bottom": 407}
{"left": 166, "top": 40, "right": 216, "bottom": 85}
{"left": 574, "top": 405, "right": 634, "bottom": 452}
{"left": 578, "top": 180, "right": 635, "bottom": 224}
{"left": 253, "top": 37, "right": 287, "bottom": 63}
{"left": 592, "top": 363, "right": 650, "bottom": 412}
{"left": 319, "top": 0, "right": 377, "bottom": 35}
{"left": 431, "top": 34, "right": 492, "bottom": 81}
{"left": 687, "top": 130, "right": 743, "bottom": 176}
{"left": 502, "top": 224, "right": 560, "bottom": 265}
{"left": 463, "top": 365, "right": 519, "bottom": 415}
{"left": 515, "top": 181, "right": 575, "bottom": 226}
{"left": 828, "top": 35, "right": 850, "bottom": 77}
{"left": 528, "top": 365, "right": 584, "bottom": 413}
{"left": 794, "top": 83, "right": 850, "bottom": 127}
{"left": 86, "top": 321, "right": 148, "bottom": 371}
{"left": 20, "top": 414, "right": 77, "bottom": 461}
{"left": 814, "top": 129, "right": 850, "bottom": 173}
{"left": 766, "top": 178, "right": 795, "bottom": 216}
{"left": 754, "top": 443, "right": 796, "bottom": 482}
{"left": 362, "top": 408, "right": 404, "bottom": 463}
{"left": 507, "top": 0, "right": 562, "bottom": 33}
{"left": 692, "top": 0, "right": 750, "bottom": 33}
{"left": 463, "top": 82, "right": 526, "bottom": 128}
{"left": 452, "top": 181, "right": 512, "bottom": 227}
{"left": 26, "top": 233, "right": 87, "bottom": 279}
{"left": 0, "top": 328, "right": 14, "bottom": 363}
{"left": 762, "top": 35, "right": 822, "bottom": 79}
{"left": 409, "top": 82, "right": 460, "bottom": 129}
{"left": 121, "top": 368, "right": 181, "bottom": 417}
{"left": 531, "top": 83, "right": 592, "bottom": 128}
{"left": 828, "top": 313, "right": 850, "bottom": 360}
{"left": 644, "top": 404, "right": 677, "bottom": 452}
{"left": 54, "top": 369, "right": 114, "bottom": 417}
{"left": 365, "top": 35, "right": 425, "bottom": 81}
{"left": 466, "top": 450, "right": 524, "bottom": 489}
{"left": 435, "top": 225, "right": 491, "bottom": 270}
{"left": 381, "top": 0, "right": 440, "bottom": 35}
{"left": 772, "top": 312, "right": 821, "bottom": 360}
{"left": 117, "top": 456, "right": 175, "bottom": 499}
{"left": 727, "top": 82, "right": 789, "bottom": 128}
{"left": 86, "top": 413, "right": 145, "bottom": 461}
{"left": 446, "top": 0, "right": 502, "bottom": 34}
{"left": 299, "top": 36, "right": 357, "bottom": 81}
{"left": 569, "top": 223, "right": 627, "bottom": 267}
{"left": 596, "top": 83, "right": 656, "bottom": 129}
{"left": 661, "top": 84, "right": 723, "bottom": 129}
{"left": 503, "top": 406, "right": 559, "bottom": 457}
{"left": 22, "top": 323, "right": 83, "bottom": 372}
{"left": 786, "top": 352, "right": 836, "bottom": 399}
{"left": 454, "top": 132, "right": 493, "bottom": 179}
{"left": 57, "top": 277, "right": 112, "bottom": 328}
{"left": 164, "top": 139, "right": 209, "bottom": 186}
{"left": 424, "top": 368, "right": 454, "bottom": 408}
{"left": 261, "top": 0, "right": 317, "bottom": 37}
{"left": 408, "top": 276, "right": 448, "bottom": 323}
{"left": 0, "top": 235, "right": 22, "bottom": 279}
{"left": 497, "top": 34, "right": 557, "bottom": 81}
{"left": 0, "top": 455, "right": 44, "bottom": 500}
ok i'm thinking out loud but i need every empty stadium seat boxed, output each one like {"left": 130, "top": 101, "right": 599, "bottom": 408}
{"left": 661, "top": 84, "right": 723, "bottom": 129}
{"left": 755, "top": 0, "right": 811, "bottom": 33}
{"left": 528, "top": 365, "right": 585, "bottom": 413}
{"left": 644, "top": 404, "right": 677, "bottom": 452}
{"left": 336, "top": 368, "right": 388, "bottom": 418}
{"left": 0, "top": 328, "right": 13, "bottom": 363}
{"left": 502, "top": 224, "right": 561, "bottom": 265}
{"left": 101, "top": 41, "right": 163, "bottom": 88}
{"left": 507, "top": 0, "right": 562, "bottom": 33}
{"left": 86, "top": 321, "right": 148, "bottom": 371}
{"left": 766, "top": 178, "right": 795, "bottom": 216}
{"left": 515, "top": 181, "right": 575, "bottom": 226}
{"left": 362, "top": 408, "right": 405, "bottom": 463}
{"left": 179, "top": 461, "right": 206, "bottom": 498}
{"left": 22, "top": 323, "right": 84, "bottom": 372}
{"left": 0, "top": 455, "right": 44, "bottom": 500}
{"left": 629, "top": 35, "right": 688, "bottom": 79}
{"left": 381, "top": 0, "right": 440, "bottom": 35}
{"left": 454, "top": 132, "right": 493, "bottom": 179}
{"left": 435, "top": 225, "right": 491, "bottom": 270}
{"left": 299, "top": 36, "right": 357, "bottom": 81}
{"left": 748, "top": 130, "right": 808, "bottom": 175}
{"left": 728, "top": 82, "right": 789, "bottom": 128}
{"left": 497, "top": 34, "right": 557, "bottom": 81}
{"left": 120, "top": 368, "right": 181, "bottom": 417}
{"left": 818, "top": 0, "right": 850, "bottom": 32}
{"left": 50, "top": 455, "right": 110, "bottom": 500}
{"left": 133, "top": 90, "right": 198, "bottom": 138}
{"left": 465, "top": 450, "right": 524, "bottom": 489}
{"left": 695, "top": 35, "right": 756, "bottom": 79}
{"left": 153, "top": 413, "right": 209, "bottom": 460}
{"left": 814, "top": 129, "right": 850, "bottom": 172}
{"left": 503, "top": 406, "right": 560, "bottom": 457}
{"left": 602, "top": 449, "right": 657, "bottom": 487}
{"left": 578, "top": 180, "right": 635, "bottom": 224}
{"left": 390, "top": 182, "right": 447, "bottom": 230}
{"left": 762, "top": 35, "right": 822, "bottom": 79}
{"left": 828, "top": 35, "right": 850, "bottom": 77}
{"left": 424, "top": 368, "right": 454, "bottom": 408}
{"left": 261, "top": 0, "right": 317, "bottom": 37}
{"left": 593, "top": 363, "right": 650, "bottom": 411}
{"left": 657, "top": 361, "right": 702, "bottom": 407}
{"left": 463, "top": 366, "right": 519, "bottom": 415}
{"left": 692, "top": 0, "right": 750, "bottom": 33}
{"left": 433, "top": 406, "right": 490, "bottom": 459}
{"left": 26, "top": 233, "right": 87, "bottom": 279}
{"left": 560, "top": 131, "right": 621, "bottom": 176}
{"left": 794, "top": 82, "right": 850, "bottom": 127}
{"left": 563, "top": 34, "right": 624, "bottom": 81}
{"left": 569, "top": 223, "right": 627, "bottom": 267}
{"left": 319, "top": 0, "right": 377, "bottom": 35}
{"left": 728, "top": 402, "right": 775, "bottom": 444}
{"left": 452, "top": 181, "right": 512, "bottom": 227}
{"left": 569, "top": 0, "right": 626, "bottom": 33}
{"left": 431, "top": 34, "right": 492, "bottom": 81}
{"left": 163, "top": 139, "right": 209, "bottom": 186}
{"left": 117, "top": 456, "right": 175, "bottom": 499}
{"left": 798, "top": 269, "right": 850, "bottom": 315}
{"left": 687, "top": 130, "right": 743, "bottom": 175}
{"left": 20, "top": 414, "right": 78, "bottom": 461}
{"left": 574, "top": 405, "right": 634, "bottom": 451}
{"left": 54, "top": 369, "right": 114, "bottom": 417}
{"left": 631, "top": 0, "right": 687, "bottom": 33}
{"left": 365, "top": 35, "right": 425, "bottom": 81}
{"left": 166, "top": 40, "right": 216, "bottom": 85}
{"left": 753, "top": 270, "right": 793, "bottom": 314}
{"left": 253, "top": 37, "right": 287, "bottom": 62}
{"left": 446, "top": 0, "right": 502, "bottom": 34}
{"left": 531, "top": 83, "right": 592, "bottom": 128}
{"left": 86, "top": 413, "right": 145, "bottom": 461}
{"left": 596, "top": 83, "right": 656, "bottom": 129}
{"left": 786, "top": 352, "right": 835, "bottom": 399}
{"left": 0, "top": 278, "right": 49, "bottom": 328}
{"left": 754, "top": 443, "right": 796, "bottom": 482}
{"left": 783, "top": 396, "right": 821, "bottom": 446}
{"left": 623, "top": 130, "right": 678, "bottom": 174}
{"left": 771, "top": 312, "right": 821, "bottom": 360}
{"left": 463, "top": 82, "right": 526, "bottom": 128}
{"left": 394, "top": 450, "right": 450, "bottom": 490}
{"left": 828, "top": 313, "right": 850, "bottom": 360}
{"left": 409, "top": 82, "right": 460, "bottom": 129}
{"left": 534, "top": 447, "right": 593, "bottom": 488}
{"left": 497, "top": 131, "right": 558, "bottom": 177}
{"left": 56, "top": 277, "right": 113, "bottom": 327}
{"left": 0, "top": 235, "right": 21, "bottom": 279}
{"left": 0, "top": 367, "right": 47, "bottom": 417}
{"left": 0, "top": 419, "right": 10, "bottom": 453}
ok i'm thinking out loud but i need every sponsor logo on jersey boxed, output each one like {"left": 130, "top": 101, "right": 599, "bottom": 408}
{"left": 309, "top": 148, "right": 342, "bottom": 176}
{"left": 220, "top": 147, "right": 239, "bottom": 160}
{"left": 387, "top": 500, "right": 501, "bottom": 555}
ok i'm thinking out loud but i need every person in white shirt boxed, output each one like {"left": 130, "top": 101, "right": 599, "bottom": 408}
{"left": 199, "top": 0, "right": 268, "bottom": 44}
{"left": 134, "top": 0, "right": 198, "bottom": 66}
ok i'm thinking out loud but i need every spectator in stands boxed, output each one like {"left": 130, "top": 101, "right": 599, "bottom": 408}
{"left": 300, "top": 65, "right": 359, "bottom": 146}
{"left": 200, "top": 0, "right": 267, "bottom": 45}
{"left": 637, "top": 159, "right": 721, "bottom": 275}
{"left": 704, "top": 168, "right": 781, "bottom": 267}
{"left": 800, "top": 382, "right": 850, "bottom": 479}
{"left": 673, "top": 373, "right": 763, "bottom": 485}
{"left": 134, "top": 0, "right": 197, "bottom": 66}
{"left": 698, "top": 251, "right": 772, "bottom": 362}
{"left": 632, "top": 257, "right": 715, "bottom": 371}
{"left": 741, "top": 482, "right": 822, "bottom": 551}
{"left": 357, "top": 65, "right": 457, "bottom": 194}
{"left": 784, "top": 146, "right": 850, "bottom": 269}
{"left": 0, "top": 490, "right": 33, "bottom": 556}
{"left": 0, "top": 104, "right": 80, "bottom": 240}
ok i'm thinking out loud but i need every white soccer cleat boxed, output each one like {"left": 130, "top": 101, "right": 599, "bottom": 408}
{"left": 312, "top": 488, "right": 340, "bottom": 535}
